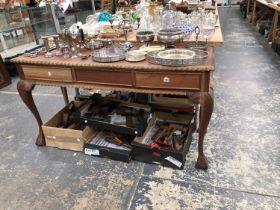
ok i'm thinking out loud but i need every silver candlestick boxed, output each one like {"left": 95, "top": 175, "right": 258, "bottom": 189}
{"left": 53, "top": 35, "right": 62, "bottom": 56}
{"left": 71, "top": 33, "right": 79, "bottom": 58}
{"left": 41, "top": 36, "right": 52, "bottom": 58}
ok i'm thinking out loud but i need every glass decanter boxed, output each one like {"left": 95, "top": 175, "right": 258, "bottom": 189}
{"left": 161, "top": 3, "right": 174, "bottom": 29}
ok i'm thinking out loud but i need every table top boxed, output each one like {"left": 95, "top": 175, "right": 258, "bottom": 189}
{"left": 268, "top": 3, "right": 280, "bottom": 12}
{"left": 256, "top": 0, "right": 280, "bottom": 12}
{"left": 12, "top": 47, "right": 214, "bottom": 72}
{"left": 256, "top": 0, "right": 269, "bottom": 6}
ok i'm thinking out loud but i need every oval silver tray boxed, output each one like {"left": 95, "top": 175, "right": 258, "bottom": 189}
{"left": 146, "top": 49, "right": 208, "bottom": 67}
{"left": 92, "top": 48, "right": 126, "bottom": 63}
{"left": 157, "top": 49, "right": 196, "bottom": 60}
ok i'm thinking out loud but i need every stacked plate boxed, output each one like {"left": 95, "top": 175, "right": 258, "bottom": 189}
{"left": 125, "top": 50, "right": 146, "bottom": 62}
{"left": 138, "top": 45, "right": 165, "bottom": 53}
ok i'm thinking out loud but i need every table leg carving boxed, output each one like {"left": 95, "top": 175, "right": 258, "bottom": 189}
{"left": 17, "top": 80, "right": 45, "bottom": 146}
{"left": 60, "top": 87, "right": 69, "bottom": 105}
{"left": 197, "top": 90, "right": 214, "bottom": 170}
{"left": 188, "top": 89, "right": 214, "bottom": 170}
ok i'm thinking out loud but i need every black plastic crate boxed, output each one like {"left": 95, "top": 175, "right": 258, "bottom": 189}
{"left": 84, "top": 131, "right": 132, "bottom": 162}
{"left": 73, "top": 95, "right": 152, "bottom": 137}
{"left": 132, "top": 112, "right": 195, "bottom": 169}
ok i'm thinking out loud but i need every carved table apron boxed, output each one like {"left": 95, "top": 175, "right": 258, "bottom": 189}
{"left": 13, "top": 47, "right": 215, "bottom": 170}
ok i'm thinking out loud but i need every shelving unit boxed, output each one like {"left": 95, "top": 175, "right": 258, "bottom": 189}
{"left": 0, "top": 0, "right": 98, "bottom": 51}
{"left": 0, "top": 7, "right": 33, "bottom": 51}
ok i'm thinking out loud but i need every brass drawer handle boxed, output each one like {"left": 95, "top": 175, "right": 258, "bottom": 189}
{"left": 163, "top": 77, "right": 171, "bottom": 83}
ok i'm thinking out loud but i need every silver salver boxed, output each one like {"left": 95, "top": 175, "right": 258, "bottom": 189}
{"left": 92, "top": 48, "right": 126, "bottom": 63}
{"left": 146, "top": 49, "right": 209, "bottom": 67}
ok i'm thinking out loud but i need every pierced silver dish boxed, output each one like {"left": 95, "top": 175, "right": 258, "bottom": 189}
{"left": 146, "top": 49, "right": 208, "bottom": 67}
{"left": 157, "top": 28, "right": 184, "bottom": 45}
{"left": 187, "top": 42, "right": 208, "bottom": 51}
{"left": 86, "top": 39, "right": 103, "bottom": 50}
{"left": 136, "top": 31, "right": 155, "bottom": 43}
{"left": 92, "top": 48, "right": 126, "bottom": 63}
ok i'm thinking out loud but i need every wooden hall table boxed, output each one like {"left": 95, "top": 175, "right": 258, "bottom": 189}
{"left": 251, "top": 0, "right": 280, "bottom": 42}
{"left": 12, "top": 47, "right": 215, "bottom": 170}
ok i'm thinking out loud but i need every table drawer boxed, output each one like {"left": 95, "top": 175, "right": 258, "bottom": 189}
{"left": 75, "top": 69, "right": 133, "bottom": 86}
{"left": 22, "top": 65, "right": 72, "bottom": 81}
{"left": 135, "top": 72, "right": 201, "bottom": 90}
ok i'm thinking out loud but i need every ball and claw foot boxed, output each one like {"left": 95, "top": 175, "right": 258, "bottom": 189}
{"left": 35, "top": 132, "right": 45, "bottom": 146}
{"left": 195, "top": 154, "right": 208, "bottom": 170}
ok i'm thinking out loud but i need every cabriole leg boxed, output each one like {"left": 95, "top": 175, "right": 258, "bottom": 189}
{"left": 17, "top": 80, "right": 45, "bottom": 146}
{"left": 195, "top": 90, "right": 214, "bottom": 170}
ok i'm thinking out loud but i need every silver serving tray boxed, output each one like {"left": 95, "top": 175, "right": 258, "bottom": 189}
{"left": 158, "top": 49, "right": 196, "bottom": 60}
{"left": 92, "top": 48, "right": 125, "bottom": 63}
{"left": 146, "top": 49, "right": 208, "bottom": 67}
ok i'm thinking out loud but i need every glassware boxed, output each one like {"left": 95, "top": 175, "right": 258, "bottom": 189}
{"left": 134, "top": 0, "right": 153, "bottom": 32}
{"left": 162, "top": 3, "right": 174, "bottom": 29}
{"left": 200, "top": 16, "right": 215, "bottom": 43}
{"left": 189, "top": 14, "right": 201, "bottom": 29}
{"left": 153, "top": 6, "right": 163, "bottom": 33}
{"left": 69, "top": 28, "right": 81, "bottom": 58}
{"left": 208, "top": 11, "right": 218, "bottom": 27}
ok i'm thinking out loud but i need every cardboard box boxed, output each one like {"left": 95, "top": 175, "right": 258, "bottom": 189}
{"left": 42, "top": 101, "right": 98, "bottom": 152}
{"left": 132, "top": 111, "right": 195, "bottom": 169}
